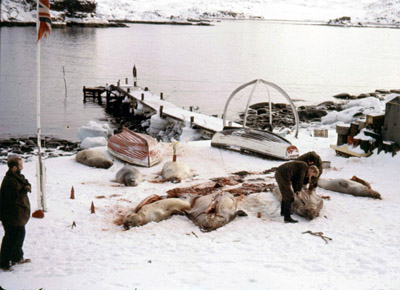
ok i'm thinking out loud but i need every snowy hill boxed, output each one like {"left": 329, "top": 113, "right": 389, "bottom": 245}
{"left": 1, "top": 0, "right": 400, "bottom": 27}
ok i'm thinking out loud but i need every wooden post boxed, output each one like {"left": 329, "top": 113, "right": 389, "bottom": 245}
{"left": 190, "top": 106, "right": 193, "bottom": 112}
{"left": 97, "top": 94, "right": 102, "bottom": 105}
{"left": 122, "top": 102, "right": 130, "bottom": 118}
{"left": 134, "top": 81, "right": 137, "bottom": 87}
{"left": 160, "top": 92, "right": 163, "bottom": 100}
{"left": 141, "top": 93, "right": 144, "bottom": 101}
{"left": 125, "top": 78, "right": 128, "bottom": 84}
{"left": 117, "top": 80, "right": 120, "bottom": 86}
{"left": 83, "top": 86, "right": 86, "bottom": 103}
{"left": 127, "top": 88, "right": 130, "bottom": 93}
{"left": 106, "top": 89, "right": 111, "bottom": 108}
{"left": 160, "top": 106, "right": 163, "bottom": 117}
{"left": 190, "top": 116, "right": 194, "bottom": 128}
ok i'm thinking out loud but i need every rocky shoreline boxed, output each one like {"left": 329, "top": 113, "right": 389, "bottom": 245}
{"left": 1, "top": 88, "right": 398, "bottom": 164}
{"left": 238, "top": 88, "right": 398, "bottom": 130}
{"left": 0, "top": 136, "right": 80, "bottom": 164}
{"left": 0, "top": 21, "right": 127, "bottom": 28}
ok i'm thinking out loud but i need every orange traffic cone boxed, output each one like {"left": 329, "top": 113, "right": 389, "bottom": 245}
{"left": 32, "top": 209, "right": 45, "bottom": 219}
{"left": 70, "top": 186, "right": 75, "bottom": 199}
{"left": 90, "top": 201, "right": 95, "bottom": 214}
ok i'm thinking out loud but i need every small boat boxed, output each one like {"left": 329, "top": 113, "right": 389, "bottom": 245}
{"left": 211, "top": 127, "right": 299, "bottom": 160}
{"left": 108, "top": 128, "right": 162, "bottom": 167}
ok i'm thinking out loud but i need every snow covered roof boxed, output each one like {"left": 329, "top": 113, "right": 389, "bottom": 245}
{"left": 384, "top": 93, "right": 400, "bottom": 104}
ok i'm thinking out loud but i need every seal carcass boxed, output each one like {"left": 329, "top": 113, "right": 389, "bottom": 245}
{"left": 161, "top": 161, "right": 191, "bottom": 183}
{"left": 123, "top": 198, "right": 191, "bottom": 229}
{"left": 116, "top": 165, "right": 143, "bottom": 186}
{"left": 76, "top": 149, "right": 113, "bottom": 169}
{"left": 272, "top": 187, "right": 323, "bottom": 220}
{"left": 186, "top": 191, "right": 247, "bottom": 232}
{"left": 318, "top": 177, "right": 381, "bottom": 199}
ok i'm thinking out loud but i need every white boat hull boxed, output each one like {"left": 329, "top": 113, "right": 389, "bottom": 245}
{"left": 211, "top": 128, "right": 298, "bottom": 160}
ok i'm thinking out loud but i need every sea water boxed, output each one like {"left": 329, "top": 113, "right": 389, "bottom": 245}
{"left": 1, "top": 20, "right": 399, "bottom": 141}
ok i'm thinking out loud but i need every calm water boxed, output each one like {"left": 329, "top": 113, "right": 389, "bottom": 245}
{"left": 1, "top": 21, "right": 399, "bottom": 141}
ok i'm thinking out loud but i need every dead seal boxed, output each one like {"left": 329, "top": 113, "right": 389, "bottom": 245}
{"left": 318, "top": 177, "right": 381, "bottom": 199}
{"left": 186, "top": 191, "right": 247, "bottom": 232}
{"left": 123, "top": 198, "right": 191, "bottom": 229}
{"left": 116, "top": 165, "right": 143, "bottom": 186}
{"left": 75, "top": 149, "right": 113, "bottom": 169}
{"left": 161, "top": 161, "right": 191, "bottom": 183}
{"left": 273, "top": 187, "right": 323, "bottom": 220}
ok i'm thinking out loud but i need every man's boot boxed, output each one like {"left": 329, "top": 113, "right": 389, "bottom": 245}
{"left": 283, "top": 202, "right": 298, "bottom": 223}
{"left": 280, "top": 202, "right": 285, "bottom": 216}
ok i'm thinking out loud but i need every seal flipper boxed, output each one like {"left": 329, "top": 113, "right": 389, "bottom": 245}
{"left": 236, "top": 209, "right": 248, "bottom": 217}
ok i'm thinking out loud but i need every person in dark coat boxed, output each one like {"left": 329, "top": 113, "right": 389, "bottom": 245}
{"left": 297, "top": 151, "right": 323, "bottom": 190}
{"left": 275, "top": 161, "right": 319, "bottom": 223}
{"left": 0, "top": 156, "right": 31, "bottom": 271}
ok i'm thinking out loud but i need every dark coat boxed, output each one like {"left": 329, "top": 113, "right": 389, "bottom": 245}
{"left": 297, "top": 151, "right": 322, "bottom": 176}
{"left": 276, "top": 161, "right": 308, "bottom": 192}
{"left": 275, "top": 161, "right": 308, "bottom": 202}
{"left": 0, "top": 170, "right": 31, "bottom": 226}
{"left": 297, "top": 151, "right": 322, "bottom": 189}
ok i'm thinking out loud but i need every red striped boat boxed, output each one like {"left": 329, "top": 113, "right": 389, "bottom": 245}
{"left": 108, "top": 128, "right": 162, "bottom": 167}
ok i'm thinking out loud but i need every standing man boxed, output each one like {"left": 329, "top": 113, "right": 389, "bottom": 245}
{"left": 0, "top": 156, "right": 31, "bottom": 271}
{"left": 275, "top": 161, "right": 319, "bottom": 223}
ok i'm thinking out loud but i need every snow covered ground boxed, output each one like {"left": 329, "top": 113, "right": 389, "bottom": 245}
{"left": 1, "top": 115, "right": 400, "bottom": 289}
{"left": 1, "top": 0, "right": 400, "bottom": 26}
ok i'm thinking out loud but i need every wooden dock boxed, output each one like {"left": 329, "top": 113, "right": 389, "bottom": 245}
{"left": 83, "top": 83, "right": 238, "bottom": 137}
{"left": 83, "top": 86, "right": 106, "bottom": 104}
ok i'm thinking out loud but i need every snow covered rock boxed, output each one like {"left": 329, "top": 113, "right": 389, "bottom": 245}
{"left": 80, "top": 136, "right": 108, "bottom": 149}
{"left": 77, "top": 121, "right": 112, "bottom": 141}
{"left": 147, "top": 114, "right": 168, "bottom": 136}
{"left": 321, "top": 97, "right": 384, "bottom": 125}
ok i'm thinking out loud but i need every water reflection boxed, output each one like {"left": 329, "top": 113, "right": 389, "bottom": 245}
{"left": 0, "top": 21, "right": 399, "bottom": 141}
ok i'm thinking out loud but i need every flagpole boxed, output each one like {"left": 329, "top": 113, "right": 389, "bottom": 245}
{"left": 36, "top": 0, "right": 47, "bottom": 211}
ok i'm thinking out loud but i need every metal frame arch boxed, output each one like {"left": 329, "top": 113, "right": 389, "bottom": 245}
{"left": 222, "top": 78, "right": 299, "bottom": 138}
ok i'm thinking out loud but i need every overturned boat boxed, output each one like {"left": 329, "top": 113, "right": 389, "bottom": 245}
{"left": 211, "top": 79, "right": 299, "bottom": 160}
{"left": 108, "top": 128, "right": 162, "bottom": 167}
{"left": 211, "top": 127, "right": 299, "bottom": 160}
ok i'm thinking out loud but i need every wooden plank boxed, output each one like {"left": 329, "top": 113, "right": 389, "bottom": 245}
{"left": 330, "top": 144, "right": 372, "bottom": 157}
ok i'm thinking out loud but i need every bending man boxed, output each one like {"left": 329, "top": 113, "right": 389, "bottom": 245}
{"left": 275, "top": 161, "right": 319, "bottom": 223}
{"left": 297, "top": 151, "right": 323, "bottom": 190}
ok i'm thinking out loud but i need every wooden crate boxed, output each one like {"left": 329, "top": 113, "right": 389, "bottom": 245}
{"left": 314, "top": 128, "right": 328, "bottom": 137}
{"left": 366, "top": 114, "right": 385, "bottom": 126}
{"left": 336, "top": 124, "right": 350, "bottom": 135}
